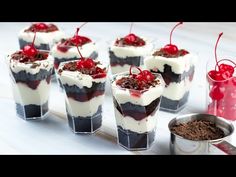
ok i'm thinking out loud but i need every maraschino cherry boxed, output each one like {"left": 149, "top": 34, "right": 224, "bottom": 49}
{"left": 122, "top": 23, "right": 145, "bottom": 46}
{"left": 208, "top": 33, "right": 236, "bottom": 81}
{"left": 75, "top": 46, "right": 106, "bottom": 78}
{"left": 129, "top": 66, "right": 155, "bottom": 88}
{"left": 34, "top": 23, "right": 48, "bottom": 30}
{"left": 70, "top": 22, "right": 91, "bottom": 46}
{"left": 23, "top": 30, "right": 37, "bottom": 57}
{"left": 76, "top": 46, "right": 95, "bottom": 69}
{"left": 162, "top": 22, "right": 183, "bottom": 55}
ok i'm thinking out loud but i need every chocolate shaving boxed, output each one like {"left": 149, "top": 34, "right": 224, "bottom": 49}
{"left": 170, "top": 120, "right": 225, "bottom": 141}
{"left": 30, "top": 62, "right": 41, "bottom": 68}
{"left": 11, "top": 51, "right": 49, "bottom": 63}
{"left": 153, "top": 49, "right": 189, "bottom": 58}
{"left": 116, "top": 76, "right": 160, "bottom": 90}
{"left": 60, "top": 61, "right": 104, "bottom": 76}
{"left": 115, "top": 36, "right": 145, "bottom": 47}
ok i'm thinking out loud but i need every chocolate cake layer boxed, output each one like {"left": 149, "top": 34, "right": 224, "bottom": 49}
{"left": 11, "top": 69, "right": 52, "bottom": 89}
{"left": 109, "top": 50, "right": 142, "bottom": 66}
{"left": 67, "top": 105, "right": 102, "bottom": 133}
{"left": 16, "top": 102, "right": 48, "bottom": 119}
{"left": 19, "top": 39, "right": 50, "bottom": 51}
{"left": 11, "top": 69, "right": 53, "bottom": 82}
{"left": 117, "top": 126, "right": 155, "bottom": 150}
{"left": 160, "top": 91, "right": 189, "bottom": 111}
{"left": 63, "top": 82, "right": 105, "bottom": 102}
{"left": 151, "top": 64, "right": 195, "bottom": 85}
{"left": 113, "top": 97, "right": 161, "bottom": 120}
{"left": 54, "top": 51, "right": 98, "bottom": 69}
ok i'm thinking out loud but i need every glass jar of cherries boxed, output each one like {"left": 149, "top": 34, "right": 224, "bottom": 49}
{"left": 206, "top": 32, "right": 236, "bottom": 121}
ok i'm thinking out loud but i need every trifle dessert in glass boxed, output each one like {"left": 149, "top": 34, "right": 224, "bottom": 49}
{"left": 7, "top": 32, "right": 54, "bottom": 120}
{"left": 144, "top": 22, "right": 197, "bottom": 113}
{"left": 111, "top": 66, "right": 165, "bottom": 150}
{"left": 58, "top": 48, "right": 107, "bottom": 133}
{"left": 18, "top": 22, "right": 65, "bottom": 51}
{"left": 51, "top": 23, "right": 98, "bottom": 88}
{"left": 108, "top": 24, "right": 153, "bottom": 74}
{"left": 51, "top": 23, "right": 98, "bottom": 72}
{"left": 207, "top": 32, "right": 236, "bottom": 121}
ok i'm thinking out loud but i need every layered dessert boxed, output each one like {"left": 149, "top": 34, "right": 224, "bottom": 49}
{"left": 109, "top": 33, "right": 153, "bottom": 74}
{"left": 7, "top": 33, "right": 53, "bottom": 120}
{"left": 111, "top": 66, "right": 164, "bottom": 150}
{"left": 58, "top": 56, "right": 107, "bottom": 133}
{"left": 18, "top": 22, "right": 65, "bottom": 51}
{"left": 51, "top": 27, "right": 98, "bottom": 71}
{"left": 144, "top": 22, "right": 197, "bottom": 112}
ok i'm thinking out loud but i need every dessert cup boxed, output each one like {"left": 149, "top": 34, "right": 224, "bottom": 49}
{"left": 110, "top": 71, "right": 165, "bottom": 150}
{"left": 144, "top": 49, "right": 197, "bottom": 113}
{"left": 18, "top": 23, "right": 65, "bottom": 51}
{"left": 108, "top": 36, "right": 153, "bottom": 75}
{"left": 58, "top": 60, "right": 108, "bottom": 133}
{"left": 6, "top": 50, "right": 53, "bottom": 120}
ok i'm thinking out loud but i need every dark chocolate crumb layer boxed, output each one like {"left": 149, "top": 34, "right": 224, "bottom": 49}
{"left": 117, "top": 126, "right": 155, "bottom": 150}
{"left": 11, "top": 69, "right": 53, "bottom": 82}
{"left": 160, "top": 91, "right": 189, "bottom": 112}
{"left": 114, "top": 97, "right": 161, "bottom": 120}
{"left": 109, "top": 50, "right": 142, "bottom": 67}
{"left": 63, "top": 82, "right": 105, "bottom": 102}
{"left": 67, "top": 105, "right": 102, "bottom": 133}
{"left": 151, "top": 64, "right": 195, "bottom": 85}
{"left": 16, "top": 102, "right": 48, "bottom": 119}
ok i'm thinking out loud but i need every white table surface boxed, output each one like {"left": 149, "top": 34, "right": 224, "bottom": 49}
{"left": 0, "top": 22, "right": 236, "bottom": 155}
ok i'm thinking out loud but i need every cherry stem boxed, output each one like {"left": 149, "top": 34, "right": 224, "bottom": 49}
{"left": 129, "top": 22, "right": 133, "bottom": 34}
{"left": 129, "top": 65, "right": 142, "bottom": 76}
{"left": 76, "top": 22, "right": 88, "bottom": 36}
{"left": 170, "top": 22, "right": 183, "bottom": 44}
{"left": 215, "top": 32, "right": 223, "bottom": 70}
{"left": 31, "top": 29, "right": 37, "bottom": 47}
{"left": 214, "top": 58, "right": 236, "bottom": 70}
{"left": 76, "top": 46, "right": 84, "bottom": 59}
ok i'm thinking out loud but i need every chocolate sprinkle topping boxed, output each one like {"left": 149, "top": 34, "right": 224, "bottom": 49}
{"left": 170, "top": 120, "right": 225, "bottom": 141}
{"left": 115, "top": 37, "right": 145, "bottom": 47}
{"left": 116, "top": 76, "right": 160, "bottom": 90}
{"left": 11, "top": 51, "right": 49, "bottom": 63}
